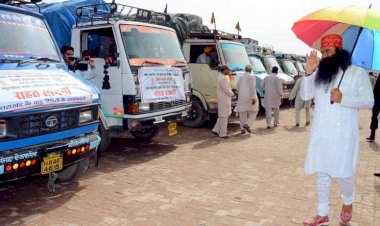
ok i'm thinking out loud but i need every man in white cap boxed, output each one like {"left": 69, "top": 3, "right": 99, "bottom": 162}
{"left": 212, "top": 65, "right": 234, "bottom": 139}
{"left": 234, "top": 64, "right": 258, "bottom": 134}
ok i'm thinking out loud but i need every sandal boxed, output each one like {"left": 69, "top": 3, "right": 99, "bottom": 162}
{"left": 340, "top": 205, "right": 352, "bottom": 224}
{"left": 303, "top": 215, "right": 329, "bottom": 226}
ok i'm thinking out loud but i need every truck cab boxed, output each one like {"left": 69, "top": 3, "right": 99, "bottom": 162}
{"left": 44, "top": 3, "right": 192, "bottom": 149}
{"left": 182, "top": 30, "right": 250, "bottom": 127}
{"left": 0, "top": 2, "right": 101, "bottom": 189}
{"left": 261, "top": 49, "right": 294, "bottom": 100}
{"left": 275, "top": 53, "right": 299, "bottom": 79}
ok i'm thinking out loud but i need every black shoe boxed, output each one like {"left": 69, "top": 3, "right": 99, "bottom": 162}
{"left": 243, "top": 124, "right": 251, "bottom": 133}
{"left": 296, "top": 123, "right": 300, "bottom": 127}
{"left": 305, "top": 121, "right": 310, "bottom": 126}
{"left": 241, "top": 129, "right": 246, "bottom": 134}
{"left": 374, "top": 173, "right": 380, "bottom": 177}
{"left": 367, "top": 136, "right": 375, "bottom": 142}
{"left": 212, "top": 131, "right": 219, "bottom": 136}
{"left": 274, "top": 123, "right": 279, "bottom": 127}
{"left": 266, "top": 126, "right": 272, "bottom": 129}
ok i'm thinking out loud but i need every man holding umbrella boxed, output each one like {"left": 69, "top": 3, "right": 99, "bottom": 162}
{"left": 300, "top": 34, "right": 374, "bottom": 225}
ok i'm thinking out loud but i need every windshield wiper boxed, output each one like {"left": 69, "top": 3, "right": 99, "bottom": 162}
{"left": 141, "top": 60, "right": 165, "bottom": 66}
{"left": 18, "top": 57, "right": 60, "bottom": 65}
{"left": 172, "top": 60, "right": 187, "bottom": 67}
{"left": 0, "top": 58, "right": 22, "bottom": 63}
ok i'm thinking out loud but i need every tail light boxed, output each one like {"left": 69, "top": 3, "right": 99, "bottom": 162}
{"left": 128, "top": 103, "right": 139, "bottom": 114}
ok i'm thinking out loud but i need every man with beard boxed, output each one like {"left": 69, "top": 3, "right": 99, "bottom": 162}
{"left": 301, "top": 34, "right": 374, "bottom": 226}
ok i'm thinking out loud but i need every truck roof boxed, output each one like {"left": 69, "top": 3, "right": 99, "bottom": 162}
{"left": 73, "top": 19, "right": 176, "bottom": 33}
{"left": 0, "top": 2, "right": 44, "bottom": 19}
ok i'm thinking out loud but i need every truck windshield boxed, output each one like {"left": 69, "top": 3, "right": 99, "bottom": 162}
{"left": 120, "top": 24, "right": 186, "bottom": 66}
{"left": 263, "top": 56, "right": 283, "bottom": 73}
{"left": 0, "top": 10, "right": 59, "bottom": 60}
{"left": 220, "top": 42, "right": 250, "bottom": 71}
{"left": 283, "top": 60, "right": 298, "bottom": 74}
{"left": 248, "top": 55, "right": 266, "bottom": 73}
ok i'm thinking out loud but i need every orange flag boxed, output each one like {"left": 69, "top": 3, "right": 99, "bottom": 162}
{"left": 235, "top": 21, "right": 241, "bottom": 32}
{"left": 210, "top": 12, "right": 216, "bottom": 24}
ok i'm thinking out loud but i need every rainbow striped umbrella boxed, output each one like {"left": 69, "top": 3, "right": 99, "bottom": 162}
{"left": 292, "top": 5, "right": 380, "bottom": 70}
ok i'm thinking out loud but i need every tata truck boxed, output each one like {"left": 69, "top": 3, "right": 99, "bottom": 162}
{"left": 0, "top": 1, "right": 101, "bottom": 191}
{"left": 42, "top": 2, "right": 192, "bottom": 150}
{"left": 181, "top": 30, "right": 251, "bottom": 127}
{"left": 261, "top": 48, "right": 295, "bottom": 100}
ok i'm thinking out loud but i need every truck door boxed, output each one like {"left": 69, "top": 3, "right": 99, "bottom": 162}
{"left": 187, "top": 44, "right": 220, "bottom": 106}
{"left": 80, "top": 27, "right": 124, "bottom": 126}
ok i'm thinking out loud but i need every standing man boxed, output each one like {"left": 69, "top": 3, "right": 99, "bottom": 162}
{"left": 301, "top": 34, "right": 374, "bottom": 226}
{"left": 262, "top": 66, "right": 283, "bottom": 129}
{"left": 234, "top": 64, "right": 259, "bottom": 134}
{"left": 289, "top": 71, "right": 312, "bottom": 127}
{"left": 367, "top": 75, "right": 380, "bottom": 142}
{"left": 212, "top": 65, "right": 234, "bottom": 139}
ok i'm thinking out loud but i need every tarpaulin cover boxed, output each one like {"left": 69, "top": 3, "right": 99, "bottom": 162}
{"left": 23, "top": 0, "right": 104, "bottom": 49}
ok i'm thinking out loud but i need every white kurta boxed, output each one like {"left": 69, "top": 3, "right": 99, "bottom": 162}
{"left": 300, "top": 65, "right": 374, "bottom": 177}
{"left": 234, "top": 72, "right": 259, "bottom": 112}
{"left": 289, "top": 76, "right": 312, "bottom": 109}
{"left": 262, "top": 73, "right": 283, "bottom": 108}
{"left": 196, "top": 53, "right": 210, "bottom": 64}
{"left": 217, "top": 73, "right": 234, "bottom": 117}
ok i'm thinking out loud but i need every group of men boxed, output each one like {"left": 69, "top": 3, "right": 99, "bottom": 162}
{"left": 211, "top": 63, "right": 288, "bottom": 138}
{"left": 211, "top": 33, "right": 376, "bottom": 226}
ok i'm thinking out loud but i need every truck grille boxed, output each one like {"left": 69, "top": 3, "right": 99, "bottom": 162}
{"left": 0, "top": 105, "right": 98, "bottom": 142}
{"left": 150, "top": 100, "right": 188, "bottom": 112}
{"left": 19, "top": 110, "right": 77, "bottom": 136}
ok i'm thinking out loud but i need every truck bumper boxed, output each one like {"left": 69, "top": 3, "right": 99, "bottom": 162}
{"left": 0, "top": 132, "right": 100, "bottom": 183}
{"left": 123, "top": 104, "right": 191, "bottom": 131}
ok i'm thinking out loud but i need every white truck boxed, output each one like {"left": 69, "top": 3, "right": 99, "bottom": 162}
{"left": 44, "top": 2, "right": 192, "bottom": 150}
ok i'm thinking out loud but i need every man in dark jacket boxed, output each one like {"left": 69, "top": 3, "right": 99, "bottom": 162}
{"left": 367, "top": 74, "right": 380, "bottom": 142}
{"left": 368, "top": 74, "right": 380, "bottom": 177}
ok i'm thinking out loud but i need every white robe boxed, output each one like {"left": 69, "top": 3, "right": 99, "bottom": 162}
{"left": 217, "top": 73, "right": 234, "bottom": 117}
{"left": 300, "top": 65, "right": 374, "bottom": 177}
{"left": 289, "top": 76, "right": 312, "bottom": 109}
{"left": 262, "top": 73, "right": 283, "bottom": 108}
{"left": 234, "top": 72, "right": 258, "bottom": 112}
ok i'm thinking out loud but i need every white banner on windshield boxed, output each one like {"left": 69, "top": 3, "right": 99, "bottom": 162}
{"left": 0, "top": 70, "right": 93, "bottom": 113}
{"left": 138, "top": 66, "right": 185, "bottom": 104}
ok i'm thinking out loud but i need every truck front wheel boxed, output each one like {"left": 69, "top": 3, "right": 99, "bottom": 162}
{"left": 130, "top": 127, "right": 158, "bottom": 140}
{"left": 183, "top": 98, "right": 207, "bottom": 128}
{"left": 99, "top": 122, "right": 112, "bottom": 152}
{"left": 57, "top": 158, "right": 90, "bottom": 183}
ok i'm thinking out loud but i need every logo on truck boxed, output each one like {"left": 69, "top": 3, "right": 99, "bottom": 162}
{"left": 45, "top": 116, "right": 58, "bottom": 128}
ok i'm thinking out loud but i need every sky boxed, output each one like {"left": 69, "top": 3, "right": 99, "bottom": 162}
{"left": 43, "top": 0, "right": 379, "bottom": 56}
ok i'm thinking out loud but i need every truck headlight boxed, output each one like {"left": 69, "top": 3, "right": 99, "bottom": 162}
{"left": 0, "top": 120, "right": 6, "bottom": 138}
{"left": 138, "top": 103, "right": 150, "bottom": 111}
{"left": 79, "top": 109, "right": 93, "bottom": 124}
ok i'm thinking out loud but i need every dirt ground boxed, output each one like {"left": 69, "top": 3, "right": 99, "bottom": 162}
{"left": 0, "top": 107, "right": 379, "bottom": 226}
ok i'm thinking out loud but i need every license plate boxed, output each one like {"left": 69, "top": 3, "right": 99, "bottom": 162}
{"left": 41, "top": 155, "right": 63, "bottom": 175}
{"left": 168, "top": 122, "right": 177, "bottom": 136}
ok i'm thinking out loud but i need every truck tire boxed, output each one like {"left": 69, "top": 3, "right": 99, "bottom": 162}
{"left": 130, "top": 127, "right": 159, "bottom": 140}
{"left": 99, "top": 122, "right": 112, "bottom": 152}
{"left": 57, "top": 158, "right": 89, "bottom": 183}
{"left": 183, "top": 98, "right": 207, "bottom": 128}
